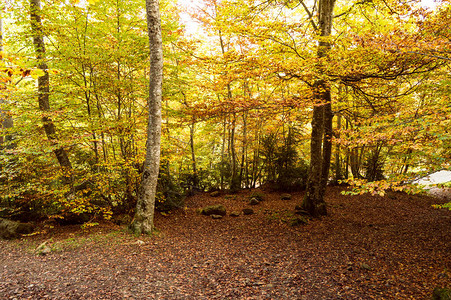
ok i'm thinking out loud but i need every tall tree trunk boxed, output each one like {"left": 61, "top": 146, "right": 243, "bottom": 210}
{"left": 130, "top": 0, "right": 163, "bottom": 235}
{"left": 334, "top": 114, "right": 342, "bottom": 182}
{"left": 220, "top": 116, "right": 226, "bottom": 190}
{"left": 0, "top": 15, "right": 14, "bottom": 146}
{"left": 301, "top": 0, "right": 336, "bottom": 217}
{"left": 30, "top": 0, "right": 72, "bottom": 176}
{"left": 230, "top": 113, "right": 239, "bottom": 191}
{"left": 240, "top": 110, "right": 247, "bottom": 188}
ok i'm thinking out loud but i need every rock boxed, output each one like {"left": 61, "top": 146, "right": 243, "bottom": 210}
{"left": 0, "top": 218, "right": 34, "bottom": 240}
{"left": 249, "top": 192, "right": 265, "bottom": 202}
{"left": 281, "top": 193, "right": 291, "bottom": 200}
{"left": 211, "top": 214, "right": 223, "bottom": 219}
{"left": 249, "top": 198, "right": 260, "bottom": 205}
{"left": 210, "top": 191, "right": 220, "bottom": 197}
{"left": 433, "top": 287, "right": 451, "bottom": 300}
{"left": 35, "top": 242, "right": 52, "bottom": 255}
{"left": 133, "top": 240, "right": 146, "bottom": 246}
{"left": 200, "top": 204, "right": 226, "bottom": 216}
{"left": 230, "top": 211, "right": 240, "bottom": 217}
{"left": 289, "top": 216, "right": 308, "bottom": 226}
{"left": 242, "top": 208, "right": 254, "bottom": 215}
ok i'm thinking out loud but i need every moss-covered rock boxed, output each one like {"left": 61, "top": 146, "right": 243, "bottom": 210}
{"left": 200, "top": 204, "right": 226, "bottom": 216}
{"left": 0, "top": 218, "right": 34, "bottom": 240}
{"left": 249, "top": 192, "right": 265, "bottom": 202}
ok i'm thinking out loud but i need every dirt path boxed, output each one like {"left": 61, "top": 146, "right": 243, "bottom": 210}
{"left": 1, "top": 187, "right": 450, "bottom": 299}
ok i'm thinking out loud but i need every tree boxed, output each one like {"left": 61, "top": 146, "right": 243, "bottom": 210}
{"left": 30, "top": 0, "right": 72, "bottom": 175}
{"left": 129, "top": 0, "right": 163, "bottom": 235}
{"left": 300, "top": 0, "right": 336, "bottom": 217}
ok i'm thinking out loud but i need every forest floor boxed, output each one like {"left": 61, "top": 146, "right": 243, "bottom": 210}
{"left": 0, "top": 186, "right": 450, "bottom": 300}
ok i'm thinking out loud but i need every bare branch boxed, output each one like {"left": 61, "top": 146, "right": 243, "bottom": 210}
{"left": 299, "top": 0, "right": 318, "bottom": 31}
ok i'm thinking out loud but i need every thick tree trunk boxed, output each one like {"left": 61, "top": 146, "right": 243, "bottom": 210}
{"left": 130, "top": 0, "right": 163, "bottom": 235}
{"left": 301, "top": 0, "right": 336, "bottom": 217}
{"left": 30, "top": 0, "right": 72, "bottom": 175}
{"left": 302, "top": 92, "right": 331, "bottom": 216}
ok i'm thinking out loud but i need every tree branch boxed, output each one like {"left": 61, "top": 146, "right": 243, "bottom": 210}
{"left": 299, "top": 0, "right": 318, "bottom": 31}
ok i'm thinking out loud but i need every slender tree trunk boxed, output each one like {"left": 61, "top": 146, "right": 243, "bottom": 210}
{"left": 334, "top": 114, "right": 342, "bottom": 182}
{"left": 130, "top": 0, "right": 163, "bottom": 235}
{"left": 344, "top": 118, "right": 351, "bottom": 179}
{"left": 230, "top": 113, "right": 239, "bottom": 190}
{"left": 30, "top": 0, "right": 72, "bottom": 176}
{"left": 189, "top": 117, "right": 198, "bottom": 189}
{"left": 0, "top": 16, "right": 14, "bottom": 147}
{"left": 240, "top": 110, "right": 247, "bottom": 188}
{"left": 220, "top": 116, "right": 226, "bottom": 190}
{"left": 301, "top": 0, "right": 336, "bottom": 217}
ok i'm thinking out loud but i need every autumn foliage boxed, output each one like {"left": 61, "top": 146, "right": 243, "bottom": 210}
{"left": 0, "top": 0, "right": 450, "bottom": 222}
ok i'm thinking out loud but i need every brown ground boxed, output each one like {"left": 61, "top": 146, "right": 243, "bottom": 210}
{"left": 0, "top": 187, "right": 450, "bottom": 300}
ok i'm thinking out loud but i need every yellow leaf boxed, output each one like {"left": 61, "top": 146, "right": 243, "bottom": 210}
{"left": 30, "top": 69, "right": 45, "bottom": 79}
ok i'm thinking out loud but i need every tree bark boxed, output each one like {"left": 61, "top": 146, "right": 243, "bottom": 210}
{"left": 301, "top": 0, "right": 336, "bottom": 217}
{"left": 130, "top": 0, "right": 163, "bottom": 235}
{"left": 30, "top": 0, "right": 72, "bottom": 175}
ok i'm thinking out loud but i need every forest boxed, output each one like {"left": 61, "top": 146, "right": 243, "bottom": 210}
{"left": 1, "top": 0, "right": 450, "bottom": 227}
{"left": 0, "top": 0, "right": 450, "bottom": 298}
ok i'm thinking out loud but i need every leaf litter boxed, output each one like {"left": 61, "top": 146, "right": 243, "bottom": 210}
{"left": 0, "top": 187, "right": 449, "bottom": 299}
